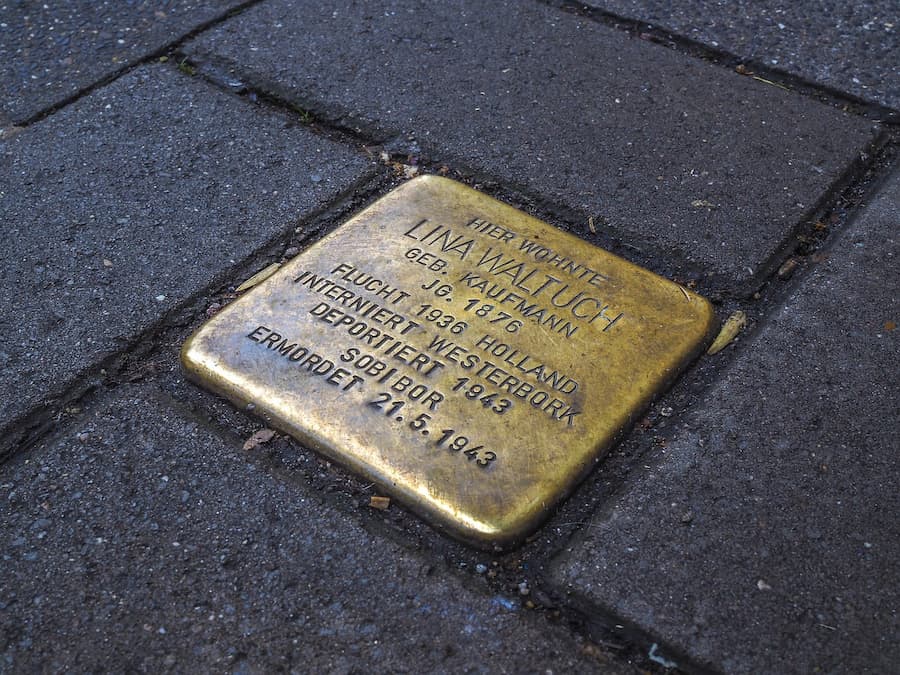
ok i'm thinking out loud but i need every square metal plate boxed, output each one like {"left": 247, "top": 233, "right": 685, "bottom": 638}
{"left": 182, "top": 176, "right": 716, "bottom": 548}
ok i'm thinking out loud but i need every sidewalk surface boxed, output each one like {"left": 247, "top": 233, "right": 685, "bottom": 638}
{"left": 1, "top": 1, "right": 897, "bottom": 673}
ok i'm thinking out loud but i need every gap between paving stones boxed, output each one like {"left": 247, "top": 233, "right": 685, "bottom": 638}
{"left": 174, "top": 55, "right": 388, "bottom": 153}
{"left": 7, "top": 0, "right": 268, "bottom": 128}
{"left": 539, "top": 0, "right": 900, "bottom": 123}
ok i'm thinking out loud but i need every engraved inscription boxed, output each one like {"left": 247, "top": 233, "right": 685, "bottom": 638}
{"left": 182, "top": 176, "right": 716, "bottom": 546}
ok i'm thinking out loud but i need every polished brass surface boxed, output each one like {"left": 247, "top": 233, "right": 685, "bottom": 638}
{"left": 182, "top": 176, "right": 716, "bottom": 547}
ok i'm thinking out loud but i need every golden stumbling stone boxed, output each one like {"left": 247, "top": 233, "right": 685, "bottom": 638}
{"left": 182, "top": 176, "right": 716, "bottom": 548}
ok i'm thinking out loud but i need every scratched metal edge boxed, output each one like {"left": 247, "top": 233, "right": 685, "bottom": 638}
{"left": 181, "top": 176, "right": 720, "bottom": 549}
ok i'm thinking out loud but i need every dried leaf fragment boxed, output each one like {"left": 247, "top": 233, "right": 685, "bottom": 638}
{"left": 243, "top": 428, "right": 276, "bottom": 451}
{"left": 707, "top": 310, "right": 747, "bottom": 354}
{"left": 777, "top": 257, "right": 799, "bottom": 280}
{"left": 369, "top": 495, "right": 391, "bottom": 510}
{"left": 236, "top": 263, "right": 281, "bottom": 293}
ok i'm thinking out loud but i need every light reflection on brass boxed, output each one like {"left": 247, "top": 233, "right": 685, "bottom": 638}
{"left": 182, "top": 176, "right": 716, "bottom": 548}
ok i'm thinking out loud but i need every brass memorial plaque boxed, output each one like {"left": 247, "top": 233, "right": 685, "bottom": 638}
{"left": 182, "top": 176, "right": 716, "bottom": 547}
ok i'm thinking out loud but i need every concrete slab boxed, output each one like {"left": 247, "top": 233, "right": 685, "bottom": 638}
{"left": 0, "top": 0, "right": 246, "bottom": 123}
{"left": 550, "top": 171, "right": 900, "bottom": 673}
{"left": 0, "top": 64, "right": 372, "bottom": 435}
{"left": 0, "top": 384, "right": 628, "bottom": 673}
{"left": 582, "top": 0, "right": 900, "bottom": 110}
{"left": 186, "top": 0, "right": 878, "bottom": 292}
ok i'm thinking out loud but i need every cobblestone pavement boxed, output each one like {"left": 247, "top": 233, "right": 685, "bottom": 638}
{"left": 1, "top": 1, "right": 896, "bottom": 673}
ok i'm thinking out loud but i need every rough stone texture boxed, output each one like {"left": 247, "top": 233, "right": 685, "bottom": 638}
{"left": 583, "top": 0, "right": 900, "bottom": 110}
{"left": 186, "top": 0, "right": 878, "bottom": 291}
{"left": 551, "top": 171, "right": 900, "bottom": 673}
{"left": 0, "top": 385, "right": 625, "bottom": 673}
{"left": 0, "top": 0, "right": 247, "bottom": 123}
{"left": 0, "top": 63, "right": 372, "bottom": 432}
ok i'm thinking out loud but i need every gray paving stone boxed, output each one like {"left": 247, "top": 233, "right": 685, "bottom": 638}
{"left": 0, "top": 63, "right": 372, "bottom": 434}
{"left": 0, "top": 384, "right": 626, "bottom": 673}
{"left": 582, "top": 0, "right": 900, "bottom": 110}
{"left": 186, "top": 0, "right": 878, "bottom": 292}
{"left": 0, "top": 0, "right": 247, "bottom": 123}
{"left": 550, "top": 171, "right": 900, "bottom": 673}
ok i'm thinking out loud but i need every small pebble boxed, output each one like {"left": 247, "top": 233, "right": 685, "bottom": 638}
{"left": 475, "top": 563, "right": 488, "bottom": 574}
{"left": 284, "top": 247, "right": 299, "bottom": 258}
{"left": 518, "top": 581, "right": 530, "bottom": 596}
{"left": 155, "top": 294, "right": 166, "bottom": 302}
{"left": 777, "top": 257, "right": 799, "bottom": 280}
